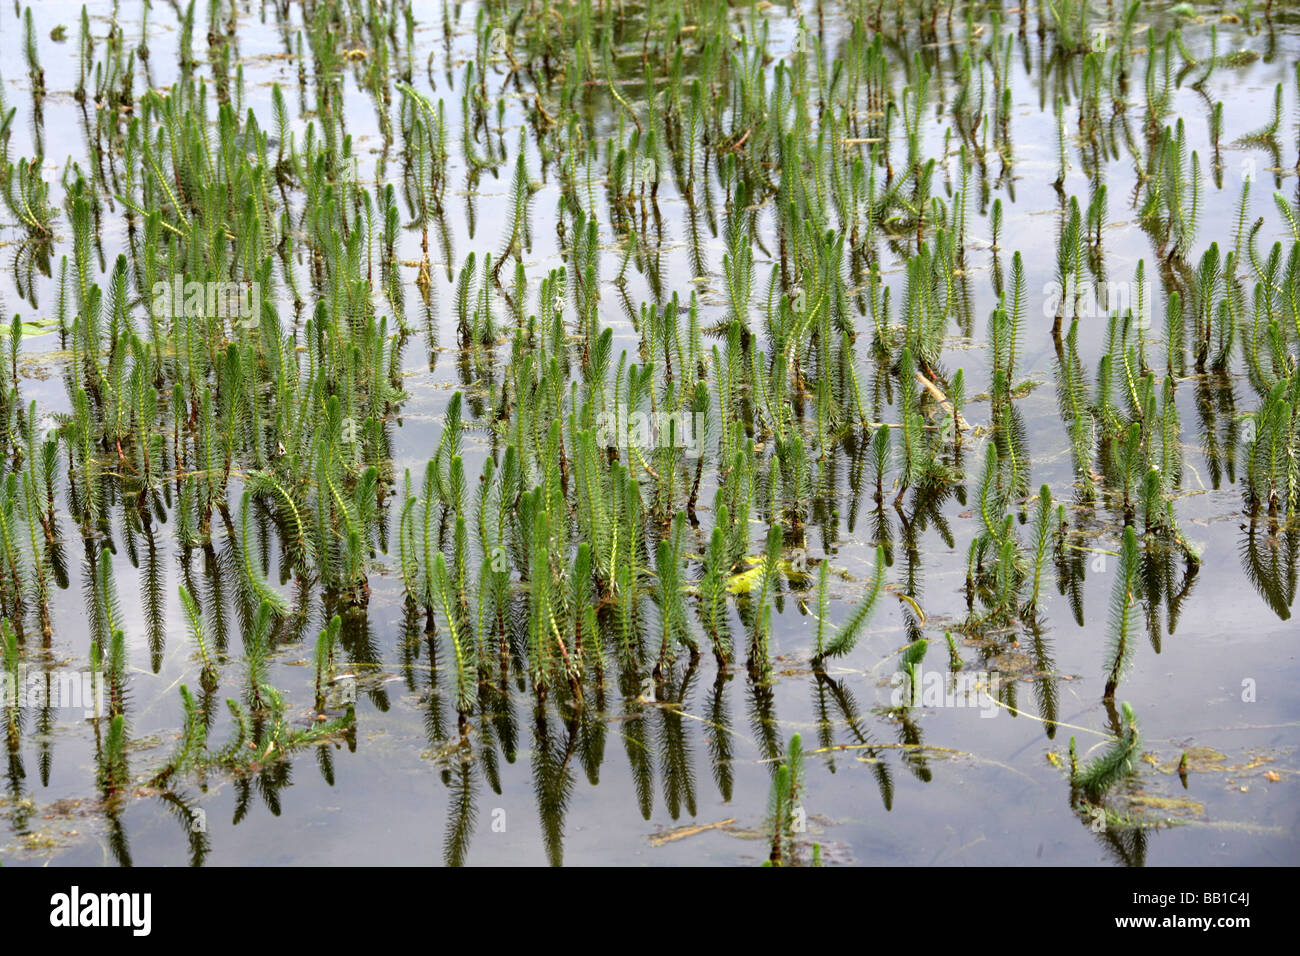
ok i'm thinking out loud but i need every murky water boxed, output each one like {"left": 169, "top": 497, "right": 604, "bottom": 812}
{"left": 1, "top": 0, "right": 1298, "bottom": 866}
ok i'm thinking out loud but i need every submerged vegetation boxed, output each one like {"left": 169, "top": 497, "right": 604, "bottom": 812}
{"left": 0, "top": 0, "right": 1296, "bottom": 866}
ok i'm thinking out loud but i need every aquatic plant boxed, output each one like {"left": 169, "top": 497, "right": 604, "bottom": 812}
{"left": 811, "top": 547, "right": 886, "bottom": 667}
{"left": 1072, "top": 702, "right": 1141, "bottom": 801}
{"left": 764, "top": 733, "right": 805, "bottom": 867}
{"left": 0, "top": 0, "right": 1292, "bottom": 867}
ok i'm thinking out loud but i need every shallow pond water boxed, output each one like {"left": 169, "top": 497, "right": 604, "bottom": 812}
{"left": 0, "top": 0, "right": 1297, "bottom": 866}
